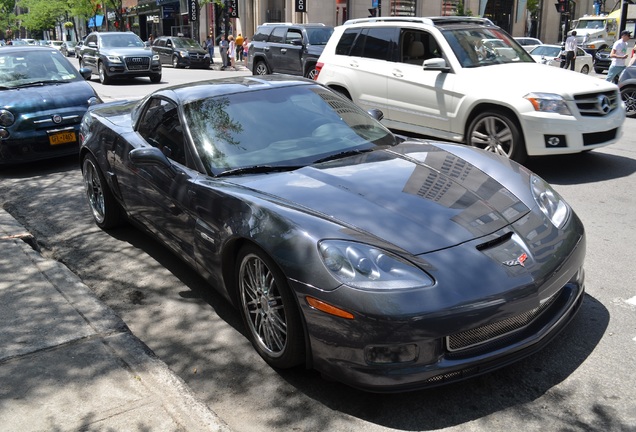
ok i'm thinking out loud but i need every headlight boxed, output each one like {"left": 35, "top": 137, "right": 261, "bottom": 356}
{"left": 88, "top": 96, "right": 102, "bottom": 106}
{"left": 0, "top": 109, "right": 15, "bottom": 127}
{"left": 531, "top": 174, "right": 570, "bottom": 229}
{"left": 152, "top": 54, "right": 160, "bottom": 61}
{"left": 318, "top": 240, "right": 434, "bottom": 290}
{"left": 106, "top": 55, "right": 122, "bottom": 63}
{"left": 524, "top": 93, "right": 572, "bottom": 115}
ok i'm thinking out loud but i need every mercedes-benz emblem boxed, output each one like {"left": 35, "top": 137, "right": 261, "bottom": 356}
{"left": 52, "top": 115, "right": 62, "bottom": 124}
{"left": 597, "top": 95, "right": 611, "bottom": 114}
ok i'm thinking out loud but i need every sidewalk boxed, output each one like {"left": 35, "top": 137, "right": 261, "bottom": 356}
{"left": 0, "top": 208, "right": 231, "bottom": 431}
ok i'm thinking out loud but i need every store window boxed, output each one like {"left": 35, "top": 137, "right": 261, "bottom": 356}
{"left": 391, "top": 0, "right": 417, "bottom": 16}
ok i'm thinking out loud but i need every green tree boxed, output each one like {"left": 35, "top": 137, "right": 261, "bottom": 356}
{"left": 19, "top": 0, "right": 67, "bottom": 35}
{"left": 1, "top": 0, "right": 16, "bottom": 39}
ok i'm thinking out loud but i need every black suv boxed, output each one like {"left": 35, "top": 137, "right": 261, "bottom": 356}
{"left": 78, "top": 32, "right": 162, "bottom": 85}
{"left": 152, "top": 36, "right": 210, "bottom": 69}
{"left": 247, "top": 23, "right": 333, "bottom": 79}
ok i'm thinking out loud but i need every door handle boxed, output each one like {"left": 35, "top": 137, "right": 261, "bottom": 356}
{"left": 392, "top": 70, "right": 404, "bottom": 78}
{"left": 281, "top": 49, "right": 287, "bottom": 53}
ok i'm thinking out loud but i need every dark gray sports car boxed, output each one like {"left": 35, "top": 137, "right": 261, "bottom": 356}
{"left": 79, "top": 76, "right": 585, "bottom": 392}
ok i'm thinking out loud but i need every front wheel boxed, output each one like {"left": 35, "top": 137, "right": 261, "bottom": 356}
{"left": 466, "top": 110, "right": 527, "bottom": 164}
{"left": 236, "top": 245, "right": 305, "bottom": 369}
{"left": 172, "top": 56, "right": 181, "bottom": 68}
{"left": 621, "top": 85, "right": 636, "bottom": 118}
{"left": 82, "top": 154, "right": 125, "bottom": 229}
{"left": 150, "top": 74, "right": 162, "bottom": 83}
{"left": 580, "top": 64, "right": 590, "bottom": 74}
{"left": 98, "top": 62, "right": 111, "bottom": 85}
{"left": 305, "top": 64, "right": 318, "bottom": 80}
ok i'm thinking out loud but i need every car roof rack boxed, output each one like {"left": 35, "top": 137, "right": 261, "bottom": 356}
{"left": 343, "top": 16, "right": 494, "bottom": 27}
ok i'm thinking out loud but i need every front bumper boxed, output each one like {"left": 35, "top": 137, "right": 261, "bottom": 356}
{"left": 0, "top": 125, "right": 80, "bottom": 164}
{"left": 102, "top": 60, "right": 161, "bottom": 78}
{"left": 292, "top": 211, "right": 586, "bottom": 392}
{"left": 519, "top": 103, "right": 624, "bottom": 156}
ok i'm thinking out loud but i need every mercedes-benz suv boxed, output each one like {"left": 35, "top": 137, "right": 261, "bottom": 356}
{"left": 315, "top": 17, "right": 625, "bottom": 163}
{"left": 78, "top": 31, "right": 161, "bottom": 85}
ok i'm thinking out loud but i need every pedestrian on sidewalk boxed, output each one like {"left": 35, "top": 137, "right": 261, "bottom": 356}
{"left": 205, "top": 35, "right": 215, "bottom": 65}
{"left": 607, "top": 30, "right": 631, "bottom": 82}
{"left": 243, "top": 37, "right": 249, "bottom": 67}
{"left": 235, "top": 33, "right": 244, "bottom": 61}
{"left": 228, "top": 35, "right": 236, "bottom": 70}
{"left": 219, "top": 34, "right": 229, "bottom": 70}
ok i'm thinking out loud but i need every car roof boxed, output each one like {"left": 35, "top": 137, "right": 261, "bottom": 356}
{"left": 342, "top": 16, "right": 494, "bottom": 27}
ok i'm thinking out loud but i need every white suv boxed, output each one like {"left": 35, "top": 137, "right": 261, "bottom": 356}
{"left": 315, "top": 17, "right": 625, "bottom": 163}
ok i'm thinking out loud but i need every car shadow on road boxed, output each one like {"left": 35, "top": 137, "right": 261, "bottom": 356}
{"left": 526, "top": 151, "right": 636, "bottom": 185}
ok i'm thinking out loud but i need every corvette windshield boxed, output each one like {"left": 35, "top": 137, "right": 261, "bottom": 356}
{"left": 184, "top": 85, "right": 397, "bottom": 175}
{"left": 443, "top": 28, "right": 534, "bottom": 68}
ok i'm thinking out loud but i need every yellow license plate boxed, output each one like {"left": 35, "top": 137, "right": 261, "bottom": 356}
{"left": 49, "top": 131, "right": 76, "bottom": 146}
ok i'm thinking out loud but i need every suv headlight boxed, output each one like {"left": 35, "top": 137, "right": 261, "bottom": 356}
{"left": 106, "top": 55, "right": 122, "bottom": 64}
{"left": 524, "top": 92, "right": 572, "bottom": 115}
{"left": 530, "top": 174, "right": 570, "bottom": 229}
{"left": 318, "top": 240, "right": 434, "bottom": 290}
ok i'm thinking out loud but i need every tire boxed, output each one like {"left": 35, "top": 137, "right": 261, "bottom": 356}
{"left": 253, "top": 60, "right": 269, "bottom": 75}
{"left": 236, "top": 245, "right": 305, "bottom": 369}
{"left": 98, "top": 62, "right": 111, "bottom": 85}
{"left": 466, "top": 110, "right": 527, "bottom": 164}
{"left": 305, "top": 64, "right": 318, "bottom": 80}
{"left": 82, "top": 154, "right": 126, "bottom": 229}
{"left": 150, "top": 74, "right": 162, "bottom": 83}
{"left": 621, "top": 86, "right": 636, "bottom": 118}
{"left": 580, "top": 64, "right": 590, "bottom": 74}
{"left": 172, "top": 56, "right": 181, "bottom": 68}
{"left": 594, "top": 68, "right": 603, "bottom": 74}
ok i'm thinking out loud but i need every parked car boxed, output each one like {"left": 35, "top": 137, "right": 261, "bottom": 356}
{"left": 60, "top": 41, "right": 77, "bottom": 57}
{"left": 594, "top": 47, "right": 612, "bottom": 74}
{"left": 80, "top": 75, "right": 586, "bottom": 392}
{"left": 247, "top": 23, "right": 333, "bottom": 79}
{"left": 49, "top": 40, "right": 64, "bottom": 51}
{"left": 0, "top": 46, "right": 101, "bottom": 164}
{"left": 78, "top": 31, "right": 161, "bottom": 85}
{"left": 617, "top": 65, "right": 636, "bottom": 117}
{"left": 151, "top": 35, "right": 210, "bottom": 69}
{"left": 514, "top": 36, "right": 543, "bottom": 52}
{"left": 315, "top": 17, "right": 624, "bottom": 164}
{"left": 529, "top": 44, "right": 593, "bottom": 74}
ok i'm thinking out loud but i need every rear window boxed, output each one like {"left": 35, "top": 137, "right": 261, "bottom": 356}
{"left": 350, "top": 28, "right": 397, "bottom": 61}
{"left": 252, "top": 26, "right": 274, "bottom": 42}
{"left": 335, "top": 29, "right": 360, "bottom": 55}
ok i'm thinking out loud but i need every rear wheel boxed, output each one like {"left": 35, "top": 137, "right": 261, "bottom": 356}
{"left": 467, "top": 110, "right": 527, "bottom": 164}
{"left": 236, "top": 245, "right": 304, "bottom": 369}
{"left": 82, "top": 154, "right": 125, "bottom": 229}
{"left": 253, "top": 60, "right": 269, "bottom": 75}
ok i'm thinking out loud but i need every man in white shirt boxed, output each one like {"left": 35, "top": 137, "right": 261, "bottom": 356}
{"left": 563, "top": 31, "right": 577, "bottom": 70}
{"left": 606, "top": 30, "right": 631, "bottom": 82}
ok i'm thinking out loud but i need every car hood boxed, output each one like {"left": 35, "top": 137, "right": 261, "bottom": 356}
{"left": 3, "top": 81, "right": 97, "bottom": 110}
{"left": 234, "top": 142, "right": 531, "bottom": 255}
{"left": 459, "top": 63, "right": 612, "bottom": 97}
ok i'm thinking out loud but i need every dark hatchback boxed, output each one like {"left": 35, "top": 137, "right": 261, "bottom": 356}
{"left": 152, "top": 36, "right": 210, "bottom": 69}
{"left": 594, "top": 47, "right": 611, "bottom": 74}
{"left": 0, "top": 46, "right": 101, "bottom": 165}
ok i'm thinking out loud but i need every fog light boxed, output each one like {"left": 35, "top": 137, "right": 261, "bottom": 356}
{"left": 365, "top": 344, "right": 418, "bottom": 364}
{"left": 544, "top": 135, "right": 567, "bottom": 148}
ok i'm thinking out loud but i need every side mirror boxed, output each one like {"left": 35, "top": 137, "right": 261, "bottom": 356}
{"left": 367, "top": 108, "right": 384, "bottom": 121}
{"left": 79, "top": 67, "right": 92, "bottom": 80}
{"left": 129, "top": 147, "right": 177, "bottom": 176}
{"left": 87, "top": 41, "right": 97, "bottom": 48}
{"left": 291, "top": 39, "right": 304, "bottom": 46}
{"left": 423, "top": 58, "right": 450, "bottom": 72}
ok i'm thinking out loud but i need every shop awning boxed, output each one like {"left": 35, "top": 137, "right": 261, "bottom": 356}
{"left": 88, "top": 15, "right": 104, "bottom": 28}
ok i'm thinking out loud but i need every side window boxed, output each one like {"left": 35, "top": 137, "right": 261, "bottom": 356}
{"left": 359, "top": 27, "right": 398, "bottom": 61}
{"left": 400, "top": 30, "right": 442, "bottom": 65}
{"left": 336, "top": 28, "right": 360, "bottom": 55}
{"left": 285, "top": 29, "right": 302, "bottom": 44}
{"left": 252, "top": 27, "right": 273, "bottom": 42}
{"left": 138, "top": 98, "right": 187, "bottom": 166}
{"left": 270, "top": 27, "right": 286, "bottom": 43}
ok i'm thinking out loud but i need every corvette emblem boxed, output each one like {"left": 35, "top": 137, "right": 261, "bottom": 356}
{"left": 503, "top": 253, "right": 528, "bottom": 267}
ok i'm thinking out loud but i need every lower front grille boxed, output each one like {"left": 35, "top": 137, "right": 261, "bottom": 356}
{"left": 583, "top": 128, "right": 618, "bottom": 146}
{"left": 446, "top": 288, "right": 561, "bottom": 352}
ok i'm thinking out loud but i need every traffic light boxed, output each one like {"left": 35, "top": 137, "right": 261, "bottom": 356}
{"left": 555, "top": 0, "right": 568, "bottom": 13}
{"left": 368, "top": 8, "right": 377, "bottom": 17}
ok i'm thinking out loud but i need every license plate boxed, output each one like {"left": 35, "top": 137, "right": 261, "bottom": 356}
{"left": 49, "top": 131, "right": 76, "bottom": 146}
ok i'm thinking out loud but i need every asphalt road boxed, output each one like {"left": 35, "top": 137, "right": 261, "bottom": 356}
{"left": 0, "top": 66, "right": 635, "bottom": 432}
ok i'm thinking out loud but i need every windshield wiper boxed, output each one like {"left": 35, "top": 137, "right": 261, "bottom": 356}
{"left": 312, "top": 148, "right": 375, "bottom": 164}
{"left": 216, "top": 165, "right": 302, "bottom": 177}
{"left": 16, "top": 80, "right": 69, "bottom": 88}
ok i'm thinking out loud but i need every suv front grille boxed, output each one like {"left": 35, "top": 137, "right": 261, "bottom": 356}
{"left": 124, "top": 56, "right": 151, "bottom": 71}
{"left": 574, "top": 90, "right": 619, "bottom": 117}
